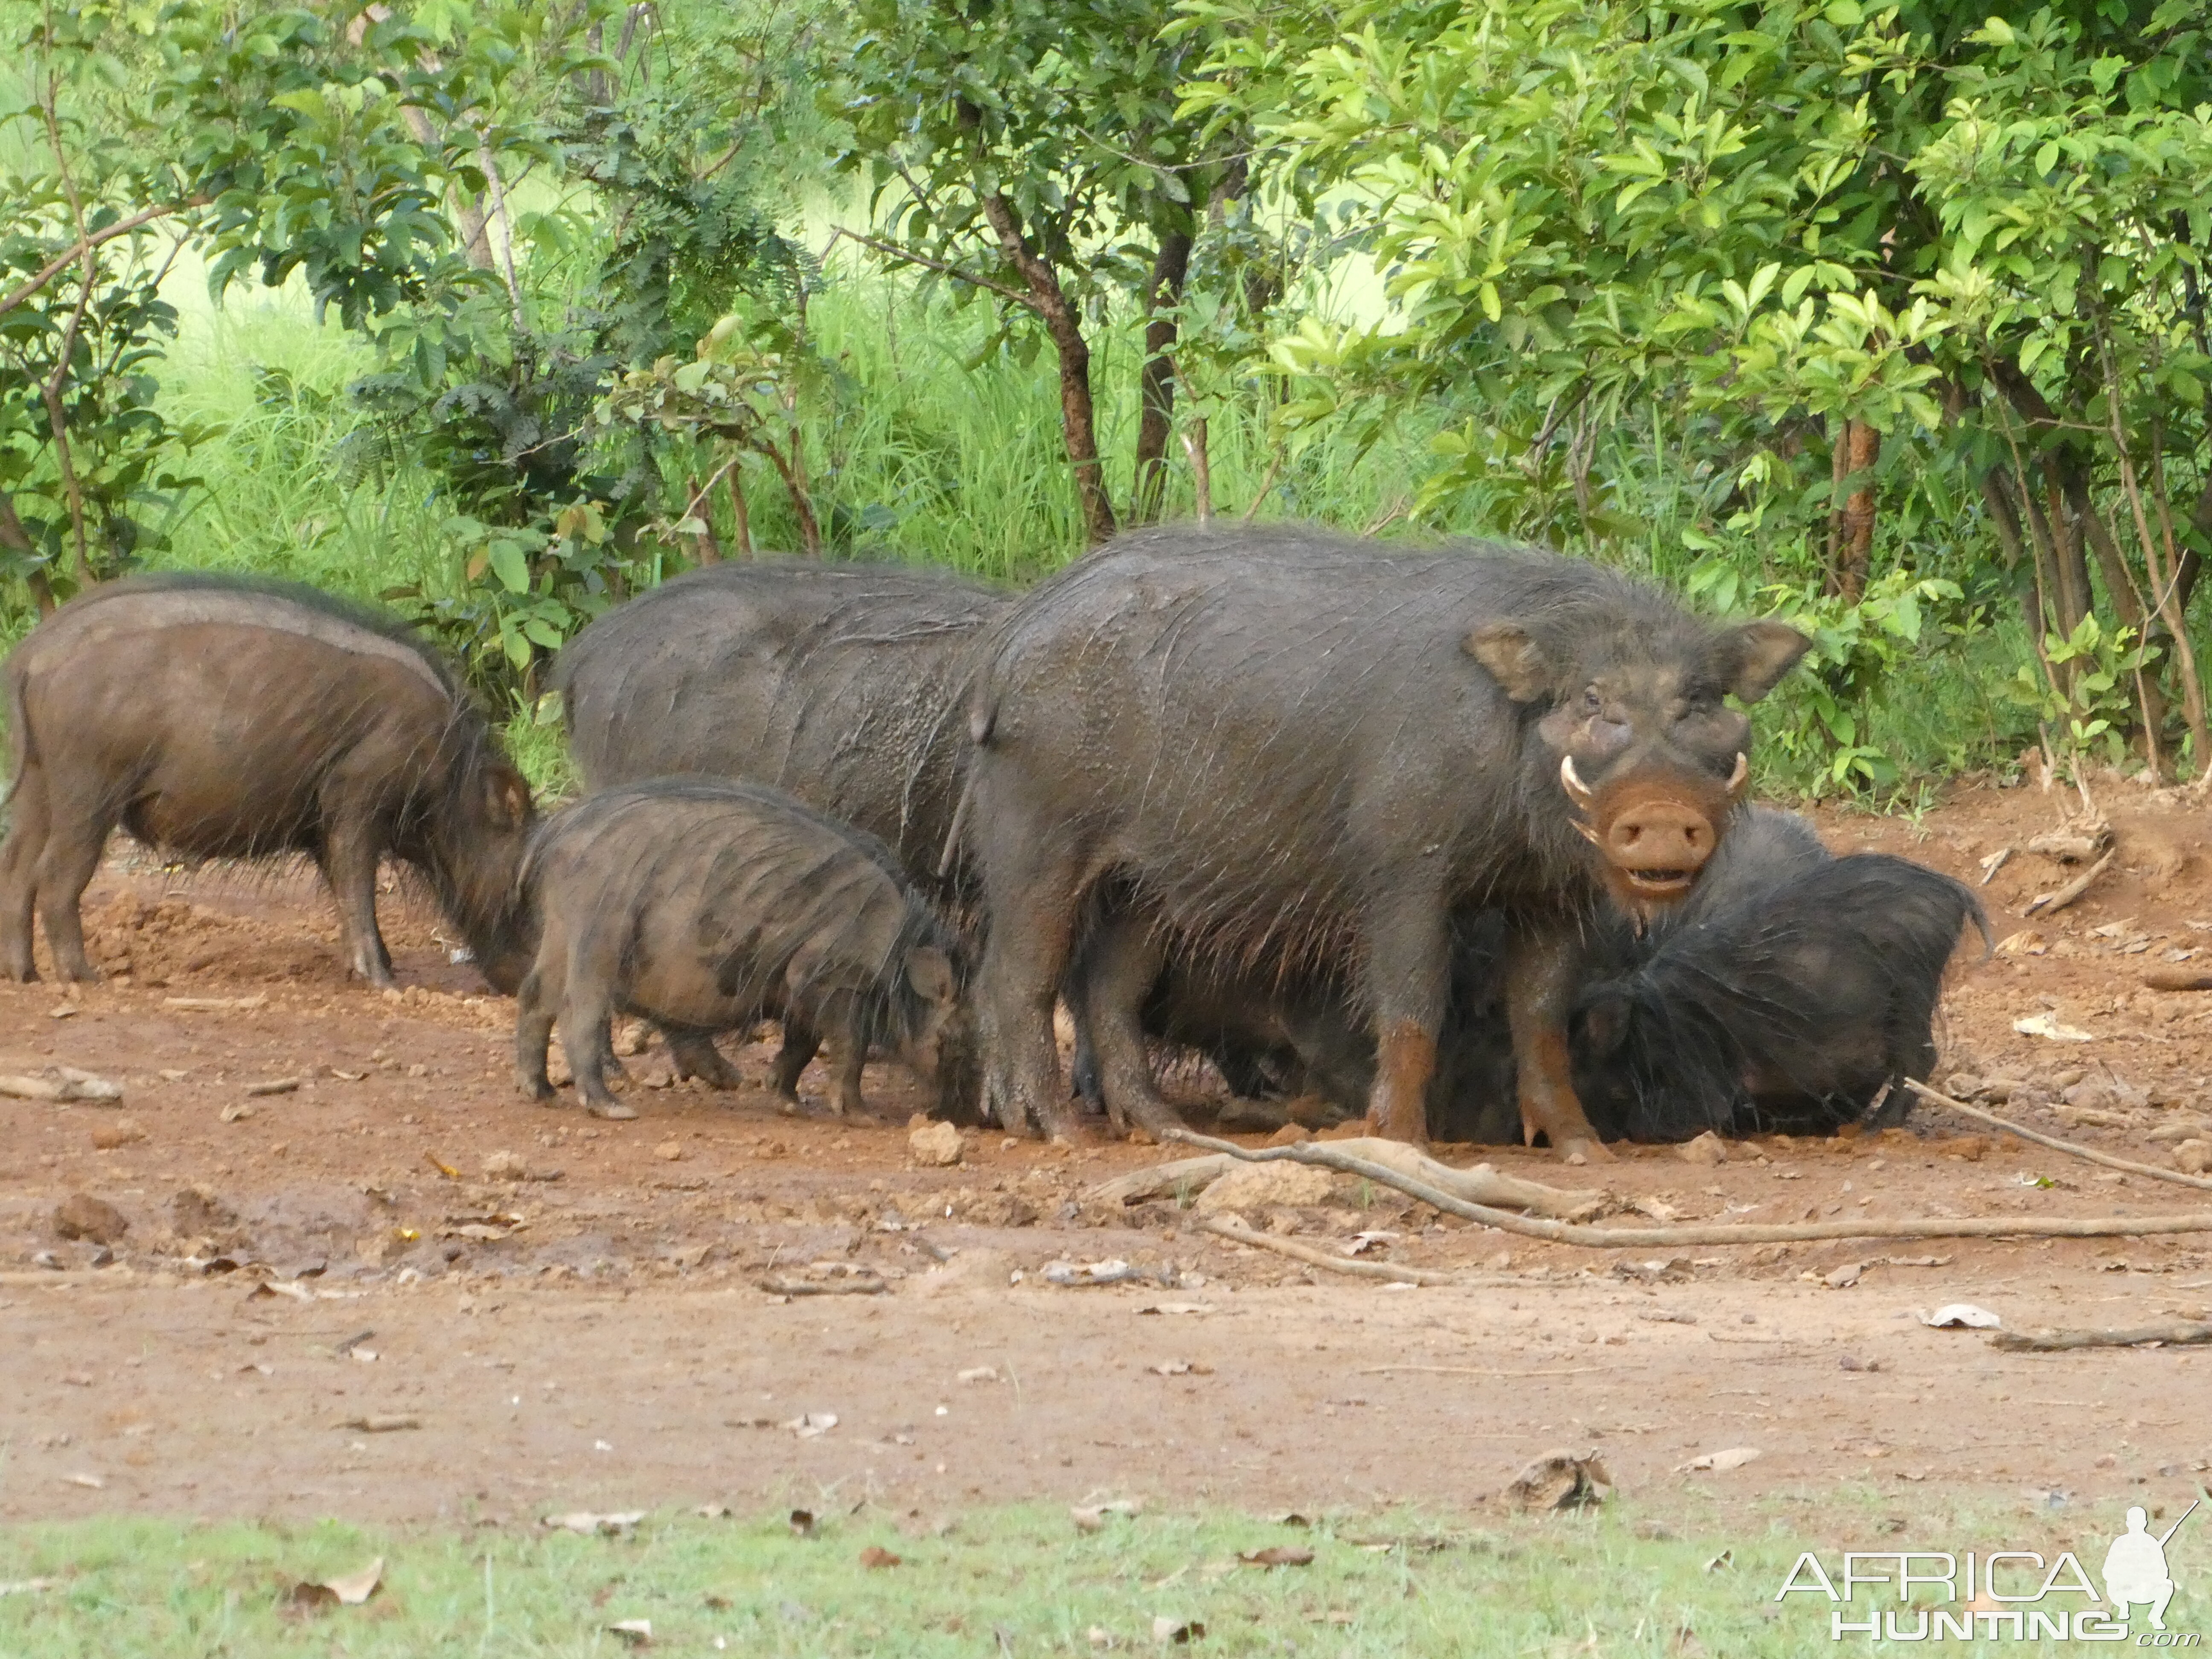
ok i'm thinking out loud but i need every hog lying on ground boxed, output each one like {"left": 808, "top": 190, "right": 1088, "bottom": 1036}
{"left": 1569, "top": 808, "right": 1989, "bottom": 1139}
{"left": 0, "top": 572, "right": 534, "bottom": 990}
{"left": 514, "top": 778, "right": 967, "bottom": 1121}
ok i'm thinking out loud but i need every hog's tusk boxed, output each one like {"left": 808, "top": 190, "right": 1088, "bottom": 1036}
{"left": 1560, "top": 754, "right": 1595, "bottom": 809}
{"left": 1726, "top": 751, "right": 1749, "bottom": 795}
{"left": 1572, "top": 819, "right": 1603, "bottom": 846}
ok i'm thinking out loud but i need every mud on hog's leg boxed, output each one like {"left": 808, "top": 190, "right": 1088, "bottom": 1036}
{"left": 1505, "top": 923, "right": 1611, "bottom": 1162}
{"left": 319, "top": 819, "right": 396, "bottom": 988}
{"left": 30, "top": 782, "right": 112, "bottom": 982}
{"left": 512, "top": 966, "right": 558, "bottom": 1102}
{"left": 972, "top": 822, "right": 1091, "bottom": 1141}
{"left": 1362, "top": 892, "right": 1452, "bottom": 1144}
{"left": 553, "top": 943, "right": 634, "bottom": 1119}
{"left": 0, "top": 762, "right": 49, "bottom": 980}
{"left": 818, "top": 993, "right": 866, "bottom": 1119}
{"left": 665, "top": 1029, "right": 743, "bottom": 1090}
{"left": 1076, "top": 912, "right": 1188, "bottom": 1139}
{"left": 771, "top": 1015, "right": 822, "bottom": 1103}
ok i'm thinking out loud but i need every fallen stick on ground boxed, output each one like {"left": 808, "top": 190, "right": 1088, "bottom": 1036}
{"left": 1089, "top": 1139, "right": 1606, "bottom": 1219}
{"left": 1992, "top": 1321, "right": 2212, "bottom": 1353}
{"left": 757, "top": 1276, "right": 886, "bottom": 1297}
{"left": 1196, "top": 1215, "right": 1456, "bottom": 1284}
{"left": 1904, "top": 1080, "right": 2212, "bottom": 1193}
{"left": 1158, "top": 1128, "right": 2212, "bottom": 1248}
{"left": 1355, "top": 1363, "right": 1620, "bottom": 1377}
{"left": 2024, "top": 849, "right": 2114, "bottom": 917}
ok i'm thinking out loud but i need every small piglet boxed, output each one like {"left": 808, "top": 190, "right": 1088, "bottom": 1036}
{"left": 515, "top": 778, "right": 965, "bottom": 1120}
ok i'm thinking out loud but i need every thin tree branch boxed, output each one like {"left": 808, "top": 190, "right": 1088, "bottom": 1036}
{"left": 0, "top": 204, "right": 187, "bottom": 318}
{"left": 825, "top": 227, "right": 1030, "bottom": 308}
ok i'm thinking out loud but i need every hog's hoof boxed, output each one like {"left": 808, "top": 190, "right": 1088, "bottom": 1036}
{"left": 519, "top": 1083, "right": 556, "bottom": 1105}
{"left": 1554, "top": 1136, "right": 1615, "bottom": 1164}
{"left": 587, "top": 1102, "right": 639, "bottom": 1121}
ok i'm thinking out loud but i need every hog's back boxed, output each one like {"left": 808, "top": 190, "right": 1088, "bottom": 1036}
{"left": 8, "top": 582, "right": 461, "bottom": 849}
{"left": 973, "top": 529, "right": 1604, "bottom": 936}
{"left": 554, "top": 564, "right": 1004, "bottom": 883}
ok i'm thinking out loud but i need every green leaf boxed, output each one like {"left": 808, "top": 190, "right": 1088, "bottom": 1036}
{"left": 488, "top": 541, "right": 532, "bottom": 594}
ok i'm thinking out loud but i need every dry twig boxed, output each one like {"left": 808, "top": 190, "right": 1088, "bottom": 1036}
{"left": 1160, "top": 1128, "right": 2212, "bottom": 1248}
{"left": 1196, "top": 1215, "right": 1455, "bottom": 1284}
{"left": 1993, "top": 1321, "right": 2212, "bottom": 1353}
{"left": 1905, "top": 1080, "right": 2212, "bottom": 1192}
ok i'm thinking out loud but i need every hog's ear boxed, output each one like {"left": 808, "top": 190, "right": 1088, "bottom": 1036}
{"left": 486, "top": 766, "right": 533, "bottom": 831}
{"left": 1464, "top": 622, "right": 1560, "bottom": 704}
{"left": 1710, "top": 620, "right": 1811, "bottom": 704}
{"left": 905, "top": 945, "right": 955, "bottom": 1004}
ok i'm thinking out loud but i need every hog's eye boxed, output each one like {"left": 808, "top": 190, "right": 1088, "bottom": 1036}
{"left": 1581, "top": 688, "right": 1602, "bottom": 714}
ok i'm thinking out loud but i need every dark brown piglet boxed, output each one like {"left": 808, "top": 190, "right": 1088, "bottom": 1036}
{"left": 514, "top": 778, "right": 967, "bottom": 1121}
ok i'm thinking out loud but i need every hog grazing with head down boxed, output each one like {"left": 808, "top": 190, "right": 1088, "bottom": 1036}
{"left": 960, "top": 524, "right": 1810, "bottom": 1155}
{"left": 552, "top": 560, "right": 1003, "bottom": 1100}
{"left": 0, "top": 573, "right": 535, "bottom": 990}
{"left": 514, "top": 778, "right": 966, "bottom": 1121}
{"left": 1569, "top": 808, "right": 1990, "bottom": 1141}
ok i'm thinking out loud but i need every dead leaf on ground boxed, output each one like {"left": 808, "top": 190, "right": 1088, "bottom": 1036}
{"left": 1238, "top": 1546, "right": 1313, "bottom": 1568}
{"left": 1152, "top": 1617, "right": 1206, "bottom": 1644}
{"left": 1680, "top": 1447, "right": 1761, "bottom": 1473}
{"left": 243, "top": 1077, "right": 300, "bottom": 1098}
{"left": 781, "top": 1412, "right": 837, "bottom": 1438}
{"left": 61, "top": 1472, "right": 103, "bottom": 1490}
{"left": 695, "top": 1503, "right": 730, "bottom": 1520}
{"left": 543, "top": 1511, "right": 644, "bottom": 1537}
{"left": 1149, "top": 1359, "right": 1214, "bottom": 1377}
{"left": 0, "top": 1579, "right": 58, "bottom": 1598}
{"left": 335, "top": 1414, "right": 419, "bottom": 1433}
{"left": 1918, "top": 1304, "right": 2002, "bottom": 1330}
{"left": 606, "top": 1619, "right": 652, "bottom": 1646}
{"left": 789, "top": 1509, "right": 816, "bottom": 1537}
{"left": 2014, "top": 1013, "right": 2094, "bottom": 1043}
{"left": 1824, "top": 1262, "right": 1864, "bottom": 1289}
{"left": 859, "top": 1545, "right": 902, "bottom": 1569}
{"left": 218, "top": 1104, "right": 253, "bottom": 1123}
{"left": 1136, "top": 1302, "right": 1211, "bottom": 1316}
{"left": 288, "top": 1557, "right": 383, "bottom": 1610}
{"left": 956, "top": 1365, "right": 999, "bottom": 1383}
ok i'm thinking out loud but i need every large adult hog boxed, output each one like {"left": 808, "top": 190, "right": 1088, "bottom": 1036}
{"left": 514, "top": 778, "right": 967, "bottom": 1121}
{"left": 1570, "top": 809, "right": 1989, "bottom": 1140}
{"left": 960, "top": 524, "right": 1809, "bottom": 1155}
{"left": 0, "top": 573, "right": 535, "bottom": 990}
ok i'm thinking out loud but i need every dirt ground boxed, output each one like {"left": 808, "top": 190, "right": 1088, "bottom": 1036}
{"left": 6, "top": 777, "right": 2212, "bottom": 1534}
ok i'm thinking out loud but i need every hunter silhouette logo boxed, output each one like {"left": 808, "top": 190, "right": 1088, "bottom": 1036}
{"left": 2104, "top": 1502, "right": 2194, "bottom": 1632}
{"left": 1777, "top": 1499, "right": 2200, "bottom": 1643}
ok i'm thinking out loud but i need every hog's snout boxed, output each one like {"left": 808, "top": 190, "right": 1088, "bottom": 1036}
{"left": 1603, "top": 798, "right": 1714, "bottom": 896}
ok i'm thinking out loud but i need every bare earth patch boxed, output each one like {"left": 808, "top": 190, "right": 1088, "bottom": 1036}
{"left": 4, "top": 781, "right": 2212, "bottom": 1534}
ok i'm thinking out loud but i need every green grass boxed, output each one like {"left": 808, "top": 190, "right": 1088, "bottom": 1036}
{"left": 1, "top": 1496, "right": 2189, "bottom": 1656}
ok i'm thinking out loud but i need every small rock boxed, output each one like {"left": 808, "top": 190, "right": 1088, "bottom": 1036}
{"left": 52, "top": 1193, "right": 128, "bottom": 1245}
{"left": 2060, "top": 1080, "right": 2113, "bottom": 1112}
{"left": 482, "top": 1150, "right": 528, "bottom": 1181}
{"left": 654, "top": 1140, "right": 684, "bottom": 1163}
{"left": 89, "top": 1118, "right": 146, "bottom": 1151}
{"left": 2175, "top": 1140, "right": 2212, "bottom": 1176}
{"left": 1264, "top": 1123, "right": 1312, "bottom": 1147}
{"left": 1191, "top": 1161, "right": 1336, "bottom": 1214}
{"left": 1943, "top": 1073, "right": 1982, "bottom": 1099}
{"left": 908, "top": 1119, "right": 964, "bottom": 1168}
{"left": 1676, "top": 1131, "right": 1728, "bottom": 1167}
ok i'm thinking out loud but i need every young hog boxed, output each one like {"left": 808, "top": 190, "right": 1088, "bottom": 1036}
{"left": 0, "top": 573, "right": 535, "bottom": 989}
{"left": 515, "top": 778, "right": 966, "bottom": 1121}
{"left": 551, "top": 559, "right": 1003, "bottom": 1097}
{"left": 1569, "top": 815, "right": 1989, "bottom": 1140}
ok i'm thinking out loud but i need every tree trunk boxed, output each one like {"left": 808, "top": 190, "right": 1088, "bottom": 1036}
{"left": 754, "top": 439, "right": 821, "bottom": 556}
{"left": 1132, "top": 226, "right": 1192, "bottom": 524}
{"left": 978, "top": 192, "right": 1116, "bottom": 545}
{"left": 686, "top": 474, "right": 723, "bottom": 564}
{"left": 1830, "top": 419, "right": 1880, "bottom": 600}
{"left": 728, "top": 465, "right": 752, "bottom": 557}
{"left": 1980, "top": 469, "right": 2050, "bottom": 646}
{"left": 1180, "top": 419, "right": 1211, "bottom": 524}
